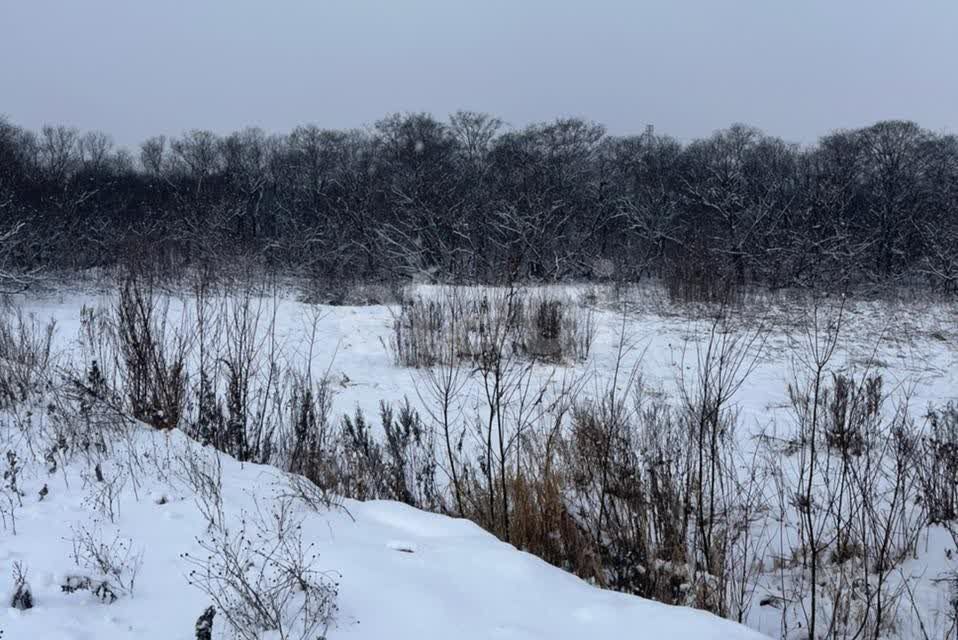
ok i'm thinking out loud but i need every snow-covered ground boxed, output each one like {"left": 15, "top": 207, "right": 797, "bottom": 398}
{"left": 1, "top": 413, "right": 765, "bottom": 639}
{"left": 4, "top": 281, "right": 958, "bottom": 638}
{"left": 18, "top": 283, "right": 958, "bottom": 435}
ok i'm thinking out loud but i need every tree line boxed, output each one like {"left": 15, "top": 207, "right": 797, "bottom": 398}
{"left": 1, "top": 113, "right": 956, "bottom": 295}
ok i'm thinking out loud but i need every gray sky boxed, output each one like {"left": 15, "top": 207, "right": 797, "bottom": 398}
{"left": 2, "top": 0, "right": 956, "bottom": 147}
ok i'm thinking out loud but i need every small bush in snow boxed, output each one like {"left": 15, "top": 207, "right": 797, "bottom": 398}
{"left": 1, "top": 450, "right": 23, "bottom": 534}
{"left": 68, "top": 522, "right": 144, "bottom": 598}
{"left": 285, "top": 374, "right": 334, "bottom": 491}
{"left": 391, "top": 295, "right": 453, "bottom": 368}
{"left": 10, "top": 562, "right": 32, "bottom": 610}
{"left": 331, "top": 400, "right": 439, "bottom": 510}
{"left": 916, "top": 403, "right": 958, "bottom": 525}
{"left": 183, "top": 497, "right": 338, "bottom": 640}
{"left": 392, "top": 288, "right": 594, "bottom": 368}
{"left": 175, "top": 447, "right": 226, "bottom": 532}
{"left": 822, "top": 372, "right": 882, "bottom": 456}
{"left": 516, "top": 293, "right": 595, "bottom": 363}
{"left": 0, "top": 308, "right": 55, "bottom": 408}
{"left": 115, "top": 275, "right": 188, "bottom": 431}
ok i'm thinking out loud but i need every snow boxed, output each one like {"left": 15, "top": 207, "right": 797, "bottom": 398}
{"left": 19, "top": 284, "right": 958, "bottom": 437}
{"left": 4, "top": 281, "right": 958, "bottom": 638}
{"left": 0, "top": 424, "right": 765, "bottom": 639}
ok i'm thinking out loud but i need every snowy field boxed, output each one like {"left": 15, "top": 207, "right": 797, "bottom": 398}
{"left": 3, "top": 280, "right": 958, "bottom": 639}
{"left": 19, "top": 283, "right": 958, "bottom": 438}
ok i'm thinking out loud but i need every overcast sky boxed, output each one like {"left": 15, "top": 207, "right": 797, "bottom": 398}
{"left": 2, "top": 0, "right": 956, "bottom": 147}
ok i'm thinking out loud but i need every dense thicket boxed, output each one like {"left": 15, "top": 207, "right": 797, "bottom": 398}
{"left": 1, "top": 113, "right": 956, "bottom": 294}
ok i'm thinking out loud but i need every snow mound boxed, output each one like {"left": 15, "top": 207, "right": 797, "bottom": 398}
{"left": 0, "top": 425, "right": 766, "bottom": 639}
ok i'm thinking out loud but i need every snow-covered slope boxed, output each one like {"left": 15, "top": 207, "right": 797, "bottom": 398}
{"left": 1, "top": 423, "right": 766, "bottom": 640}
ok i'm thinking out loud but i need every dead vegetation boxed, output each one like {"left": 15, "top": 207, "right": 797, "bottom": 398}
{"left": 391, "top": 287, "right": 594, "bottom": 368}
{"left": 0, "top": 275, "right": 956, "bottom": 638}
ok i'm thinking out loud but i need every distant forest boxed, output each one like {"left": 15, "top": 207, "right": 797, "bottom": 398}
{"left": 1, "top": 114, "right": 956, "bottom": 296}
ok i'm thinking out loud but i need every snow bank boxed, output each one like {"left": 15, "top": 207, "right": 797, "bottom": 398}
{"left": 0, "top": 424, "right": 765, "bottom": 639}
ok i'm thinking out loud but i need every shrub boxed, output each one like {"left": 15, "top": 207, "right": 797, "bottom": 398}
{"left": 824, "top": 373, "right": 882, "bottom": 456}
{"left": 0, "top": 308, "right": 55, "bottom": 408}
{"left": 184, "top": 497, "right": 338, "bottom": 640}
{"left": 516, "top": 293, "right": 595, "bottom": 363}
{"left": 564, "top": 390, "right": 711, "bottom": 607}
{"left": 392, "top": 288, "right": 594, "bottom": 367}
{"left": 115, "top": 276, "right": 187, "bottom": 430}
{"left": 10, "top": 562, "right": 32, "bottom": 610}
{"left": 68, "top": 522, "right": 144, "bottom": 599}
{"left": 497, "top": 430, "right": 603, "bottom": 585}
{"left": 332, "top": 400, "right": 439, "bottom": 510}
{"left": 381, "top": 399, "right": 440, "bottom": 510}
{"left": 392, "top": 296, "right": 446, "bottom": 368}
{"left": 286, "top": 374, "right": 334, "bottom": 485}
{"left": 390, "top": 290, "right": 513, "bottom": 368}
{"left": 916, "top": 403, "right": 958, "bottom": 524}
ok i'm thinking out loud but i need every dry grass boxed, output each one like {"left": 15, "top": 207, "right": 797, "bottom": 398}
{"left": 0, "top": 307, "right": 55, "bottom": 408}
{"left": 391, "top": 287, "right": 595, "bottom": 368}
